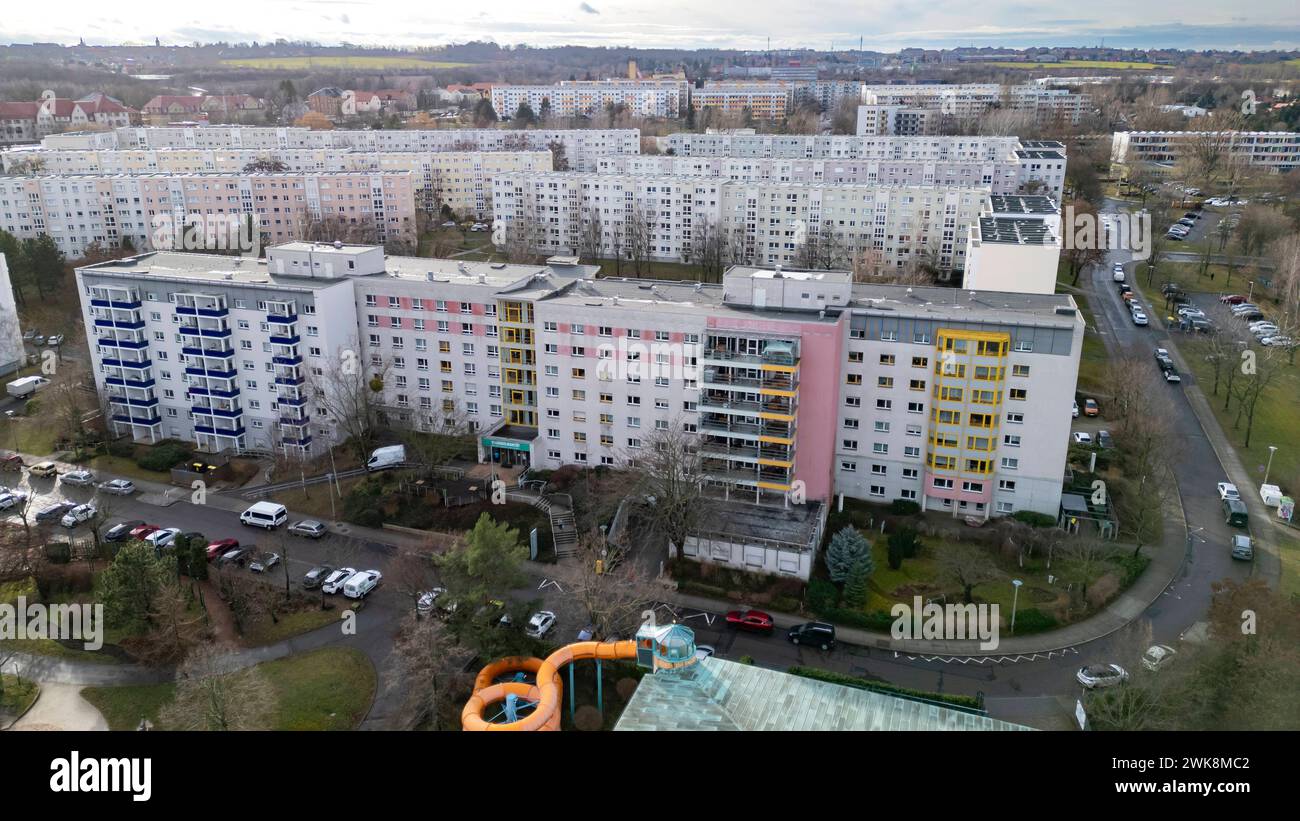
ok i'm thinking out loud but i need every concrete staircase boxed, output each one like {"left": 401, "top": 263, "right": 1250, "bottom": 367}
{"left": 507, "top": 488, "right": 578, "bottom": 559}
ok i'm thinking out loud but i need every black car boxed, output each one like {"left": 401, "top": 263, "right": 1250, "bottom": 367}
{"left": 788, "top": 621, "right": 837, "bottom": 650}
{"left": 103, "top": 519, "right": 146, "bottom": 540}
{"left": 36, "top": 502, "right": 77, "bottom": 523}
{"left": 302, "top": 565, "right": 335, "bottom": 589}
{"left": 217, "top": 546, "right": 253, "bottom": 567}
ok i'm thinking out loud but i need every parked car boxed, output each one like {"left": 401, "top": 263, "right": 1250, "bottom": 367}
{"left": 103, "top": 520, "right": 145, "bottom": 541}
{"left": 416, "top": 588, "right": 444, "bottom": 613}
{"left": 1223, "top": 498, "right": 1249, "bottom": 527}
{"left": 288, "top": 519, "right": 327, "bottom": 538}
{"left": 1097, "top": 430, "right": 1114, "bottom": 449}
{"left": 0, "top": 454, "right": 24, "bottom": 472}
{"left": 1261, "top": 336, "right": 1294, "bottom": 348}
{"left": 1142, "top": 645, "right": 1177, "bottom": 672}
{"left": 36, "top": 502, "right": 76, "bottom": 523}
{"left": 1083, "top": 398, "right": 1100, "bottom": 417}
{"left": 1071, "top": 400, "right": 1079, "bottom": 418}
{"left": 303, "top": 565, "right": 335, "bottom": 589}
{"left": 343, "top": 570, "right": 382, "bottom": 599}
{"left": 29, "top": 461, "right": 59, "bottom": 478}
{"left": 144, "top": 527, "right": 181, "bottom": 549}
{"left": 694, "top": 644, "right": 716, "bottom": 661}
{"left": 1217, "top": 482, "right": 1240, "bottom": 501}
{"left": 1231, "top": 534, "right": 1254, "bottom": 561}
{"left": 205, "top": 538, "right": 239, "bottom": 560}
{"left": 725, "top": 609, "right": 775, "bottom": 634}
{"left": 0, "top": 489, "right": 29, "bottom": 510}
{"left": 60, "top": 503, "right": 97, "bottom": 528}
{"left": 129, "top": 523, "right": 161, "bottom": 540}
{"left": 525, "top": 610, "right": 557, "bottom": 639}
{"left": 218, "top": 546, "right": 252, "bottom": 567}
{"left": 98, "top": 479, "right": 136, "bottom": 495}
{"left": 60, "top": 470, "right": 95, "bottom": 487}
{"left": 1163, "top": 369, "right": 1182, "bottom": 383}
{"left": 321, "top": 567, "right": 356, "bottom": 595}
{"left": 787, "top": 621, "right": 837, "bottom": 650}
{"left": 1072, "top": 431, "right": 1093, "bottom": 445}
{"left": 1221, "top": 294, "right": 1248, "bottom": 304}
{"left": 248, "top": 551, "right": 281, "bottom": 573}
{"left": 46, "top": 334, "right": 64, "bottom": 347}
{"left": 1131, "top": 309, "right": 1149, "bottom": 326}
{"left": 1076, "top": 664, "right": 1129, "bottom": 689}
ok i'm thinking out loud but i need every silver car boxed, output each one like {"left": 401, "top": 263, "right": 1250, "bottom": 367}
{"left": 60, "top": 470, "right": 95, "bottom": 487}
{"left": 98, "top": 479, "right": 136, "bottom": 495}
{"left": 1076, "top": 664, "right": 1129, "bottom": 689}
{"left": 288, "top": 519, "right": 327, "bottom": 538}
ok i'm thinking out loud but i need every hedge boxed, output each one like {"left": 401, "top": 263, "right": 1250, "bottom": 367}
{"left": 1009, "top": 608, "right": 1057, "bottom": 634}
{"left": 788, "top": 666, "right": 984, "bottom": 710}
{"left": 1011, "top": 510, "right": 1058, "bottom": 528}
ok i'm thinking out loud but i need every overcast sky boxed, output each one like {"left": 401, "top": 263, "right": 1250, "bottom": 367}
{"left": 4, "top": 0, "right": 1299, "bottom": 51}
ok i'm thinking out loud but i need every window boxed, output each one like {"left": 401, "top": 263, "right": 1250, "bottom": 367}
{"left": 871, "top": 464, "right": 887, "bottom": 475}
{"left": 874, "top": 421, "right": 890, "bottom": 433}
{"left": 998, "top": 480, "right": 1017, "bottom": 492}
{"left": 1006, "top": 412, "right": 1024, "bottom": 424}
{"left": 869, "top": 485, "right": 886, "bottom": 498}
{"left": 840, "top": 460, "right": 857, "bottom": 472}
{"left": 1003, "top": 434, "right": 1021, "bottom": 447}
{"left": 1000, "top": 457, "right": 1019, "bottom": 470}
{"left": 1009, "top": 388, "right": 1027, "bottom": 401}
{"left": 844, "top": 418, "right": 859, "bottom": 429}
{"left": 996, "top": 501, "right": 1014, "bottom": 514}
{"left": 904, "top": 446, "right": 921, "bottom": 458}
{"left": 875, "top": 399, "right": 892, "bottom": 411}
{"left": 872, "top": 443, "right": 888, "bottom": 454}
{"left": 879, "top": 354, "right": 895, "bottom": 365}
{"left": 1012, "top": 364, "right": 1030, "bottom": 377}
{"left": 842, "top": 439, "right": 858, "bottom": 451}
{"left": 846, "top": 373, "right": 863, "bottom": 386}
{"left": 877, "top": 376, "right": 894, "bottom": 388}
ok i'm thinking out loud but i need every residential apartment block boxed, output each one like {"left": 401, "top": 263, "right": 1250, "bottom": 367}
{"left": 4, "top": 147, "right": 552, "bottom": 220}
{"left": 36, "top": 125, "right": 640, "bottom": 171}
{"left": 491, "top": 80, "right": 690, "bottom": 119}
{"left": 492, "top": 172, "right": 1024, "bottom": 275}
{"left": 0, "top": 171, "right": 417, "bottom": 257}
{"left": 860, "top": 83, "right": 1090, "bottom": 125}
{"left": 1110, "top": 130, "right": 1300, "bottom": 173}
{"left": 75, "top": 247, "right": 1082, "bottom": 576}
{"left": 690, "top": 84, "right": 794, "bottom": 120}
{"left": 0, "top": 91, "right": 137, "bottom": 146}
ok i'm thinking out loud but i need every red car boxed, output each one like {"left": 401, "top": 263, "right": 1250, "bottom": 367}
{"left": 1220, "top": 294, "right": 1248, "bottom": 305}
{"left": 206, "top": 538, "right": 239, "bottom": 561}
{"left": 130, "top": 523, "right": 161, "bottom": 540}
{"left": 725, "top": 609, "right": 775, "bottom": 634}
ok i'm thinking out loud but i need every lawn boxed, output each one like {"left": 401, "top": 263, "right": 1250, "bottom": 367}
{"left": 1277, "top": 531, "right": 1300, "bottom": 600}
{"left": 221, "top": 56, "right": 471, "bottom": 70}
{"left": 1149, "top": 260, "right": 1251, "bottom": 296}
{"left": 0, "top": 674, "right": 40, "bottom": 718}
{"left": 1056, "top": 263, "right": 1109, "bottom": 393}
{"left": 985, "top": 60, "right": 1159, "bottom": 70}
{"left": 1175, "top": 339, "right": 1300, "bottom": 491}
{"left": 81, "top": 646, "right": 376, "bottom": 730}
{"left": 269, "top": 474, "right": 367, "bottom": 520}
{"left": 80, "top": 454, "right": 173, "bottom": 485}
{"left": 240, "top": 605, "right": 339, "bottom": 646}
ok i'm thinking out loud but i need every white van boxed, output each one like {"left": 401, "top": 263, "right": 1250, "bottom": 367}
{"left": 240, "top": 501, "right": 288, "bottom": 530}
{"left": 366, "top": 445, "right": 406, "bottom": 472}
{"left": 343, "top": 570, "right": 382, "bottom": 599}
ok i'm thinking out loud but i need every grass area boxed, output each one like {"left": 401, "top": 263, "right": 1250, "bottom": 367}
{"left": 2, "top": 412, "right": 60, "bottom": 456}
{"left": 80, "top": 454, "right": 172, "bottom": 484}
{"left": 1277, "top": 531, "right": 1300, "bottom": 600}
{"left": 0, "top": 638, "right": 120, "bottom": 664}
{"left": 1175, "top": 338, "right": 1300, "bottom": 490}
{"left": 81, "top": 646, "right": 376, "bottom": 730}
{"left": 985, "top": 59, "right": 1160, "bottom": 69}
{"left": 221, "top": 56, "right": 471, "bottom": 70}
{"left": 1056, "top": 262, "right": 1109, "bottom": 393}
{"left": 240, "top": 605, "right": 339, "bottom": 646}
{"left": 0, "top": 674, "right": 40, "bottom": 718}
{"left": 1150, "top": 260, "right": 1250, "bottom": 296}
{"left": 0, "top": 577, "right": 37, "bottom": 605}
{"left": 269, "top": 474, "right": 367, "bottom": 520}
{"left": 81, "top": 682, "right": 175, "bottom": 730}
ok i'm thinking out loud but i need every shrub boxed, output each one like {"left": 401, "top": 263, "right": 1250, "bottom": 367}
{"left": 806, "top": 578, "right": 839, "bottom": 613}
{"left": 44, "top": 541, "right": 71, "bottom": 564}
{"left": 1114, "top": 554, "right": 1150, "bottom": 587}
{"left": 842, "top": 559, "right": 872, "bottom": 608}
{"left": 889, "top": 499, "right": 921, "bottom": 516}
{"left": 817, "top": 608, "right": 895, "bottom": 631}
{"left": 1011, "top": 510, "right": 1057, "bottom": 528}
{"left": 136, "top": 441, "right": 190, "bottom": 472}
{"left": 887, "top": 537, "right": 905, "bottom": 570}
{"left": 106, "top": 439, "right": 135, "bottom": 458}
{"left": 889, "top": 525, "right": 922, "bottom": 560}
{"left": 1010, "top": 608, "right": 1057, "bottom": 634}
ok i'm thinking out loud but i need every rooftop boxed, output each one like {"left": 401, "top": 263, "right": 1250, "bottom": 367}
{"left": 848, "top": 283, "right": 1079, "bottom": 325}
{"left": 1014, "top": 149, "right": 1066, "bottom": 160}
{"left": 975, "top": 216, "right": 1057, "bottom": 246}
{"left": 77, "top": 251, "right": 343, "bottom": 291}
{"left": 690, "top": 499, "right": 823, "bottom": 550}
{"left": 615, "top": 657, "right": 1032, "bottom": 731}
{"left": 989, "top": 194, "right": 1058, "bottom": 216}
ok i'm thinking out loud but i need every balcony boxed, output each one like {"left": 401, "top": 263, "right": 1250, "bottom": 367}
{"left": 185, "top": 365, "right": 238, "bottom": 379}
{"left": 90, "top": 297, "right": 141, "bottom": 310}
{"left": 179, "top": 326, "right": 232, "bottom": 339}
{"left": 282, "top": 435, "right": 313, "bottom": 447}
{"left": 276, "top": 393, "right": 307, "bottom": 406}
{"left": 112, "top": 413, "right": 162, "bottom": 426}
{"left": 192, "top": 405, "right": 242, "bottom": 419}
{"left": 272, "top": 354, "right": 303, "bottom": 366}
{"left": 107, "top": 395, "right": 158, "bottom": 408}
{"left": 194, "top": 424, "right": 246, "bottom": 438}
{"left": 93, "top": 318, "right": 145, "bottom": 330}
{"left": 280, "top": 414, "right": 310, "bottom": 427}
{"left": 175, "top": 305, "right": 229, "bottom": 318}
{"left": 97, "top": 337, "right": 149, "bottom": 350}
{"left": 266, "top": 312, "right": 298, "bottom": 325}
{"left": 188, "top": 385, "right": 240, "bottom": 399}
{"left": 100, "top": 356, "right": 151, "bottom": 370}
{"left": 274, "top": 375, "right": 305, "bottom": 387}
{"left": 105, "top": 375, "right": 154, "bottom": 389}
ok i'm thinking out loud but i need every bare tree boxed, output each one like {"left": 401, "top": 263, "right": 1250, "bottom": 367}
{"left": 1056, "top": 538, "right": 1120, "bottom": 607}
{"left": 631, "top": 421, "right": 710, "bottom": 561}
{"left": 159, "top": 642, "right": 278, "bottom": 731}
{"left": 385, "top": 612, "right": 472, "bottom": 729}
{"left": 313, "top": 351, "right": 392, "bottom": 462}
{"left": 389, "top": 549, "right": 436, "bottom": 615}
{"left": 553, "top": 529, "right": 659, "bottom": 640}
{"left": 935, "top": 542, "right": 1002, "bottom": 604}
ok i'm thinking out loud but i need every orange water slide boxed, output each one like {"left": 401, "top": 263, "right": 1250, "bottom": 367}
{"left": 462, "top": 640, "right": 639, "bottom": 731}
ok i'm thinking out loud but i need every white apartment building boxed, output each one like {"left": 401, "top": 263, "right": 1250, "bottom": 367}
{"left": 0, "top": 171, "right": 418, "bottom": 257}
{"left": 860, "top": 83, "right": 1089, "bottom": 125}
{"left": 75, "top": 247, "right": 1083, "bottom": 575}
{"left": 492, "top": 172, "right": 1002, "bottom": 275}
{"left": 691, "top": 84, "right": 794, "bottom": 120}
{"left": 491, "top": 80, "right": 689, "bottom": 119}
{"left": 593, "top": 153, "right": 1027, "bottom": 194}
{"left": 2, "top": 147, "right": 552, "bottom": 219}
{"left": 38, "top": 126, "right": 641, "bottom": 171}
{"left": 855, "top": 105, "right": 940, "bottom": 137}
{"left": 667, "top": 132, "right": 1022, "bottom": 161}
{"left": 1110, "top": 130, "right": 1300, "bottom": 173}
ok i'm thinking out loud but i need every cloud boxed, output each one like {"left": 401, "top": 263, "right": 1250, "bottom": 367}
{"left": 579, "top": 3, "right": 599, "bottom": 14}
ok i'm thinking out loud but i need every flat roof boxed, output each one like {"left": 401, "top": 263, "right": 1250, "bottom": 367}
{"left": 77, "top": 251, "right": 344, "bottom": 290}
{"left": 976, "top": 216, "right": 1056, "bottom": 245}
{"left": 989, "top": 194, "right": 1058, "bottom": 215}
{"left": 690, "top": 499, "right": 823, "bottom": 548}
{"left": 1014, "top": 149, "right": 1065, "bottom": 160}
{"left": 849, "top": 283, "right": 1079, "bottom": 325}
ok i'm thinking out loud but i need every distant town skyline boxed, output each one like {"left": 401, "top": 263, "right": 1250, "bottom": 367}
{"left": 3, "top": 1, "right": 1300, "bottom": 52}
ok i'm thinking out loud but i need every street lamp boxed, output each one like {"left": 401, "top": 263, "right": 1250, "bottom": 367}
{"left": 1264, "top": 445, "right": 1278, "bottom": 486}
{"left": 1248, "top": 280, "right": 1255, "bottom": 301}
{"left": 1010, "top": 579, "right": 1023, "bottom": 634}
